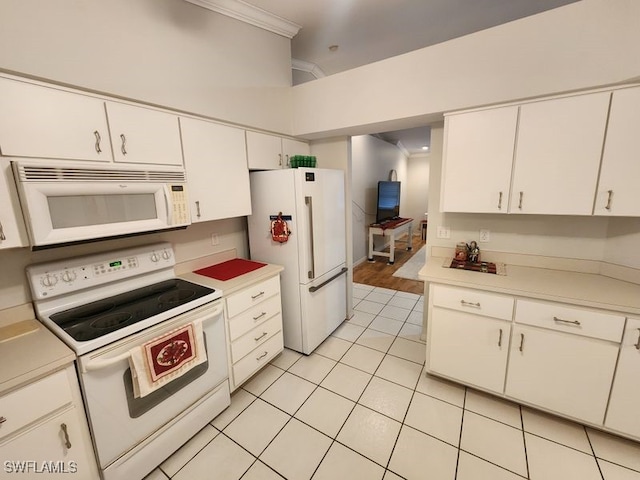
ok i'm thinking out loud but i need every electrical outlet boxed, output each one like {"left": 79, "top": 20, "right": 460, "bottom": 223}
{"left": 436, "top": 226, "right": 451, "bottom": 239}
{"left": 479, "top": 229, "right": 490, "bottom": 242}
{"left": 211, "top": 233, "right": 220, "bottom": 246}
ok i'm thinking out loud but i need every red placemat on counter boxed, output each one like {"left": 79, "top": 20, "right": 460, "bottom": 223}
{"left": 194, "top": 258, "right": 267, "bottom": 281}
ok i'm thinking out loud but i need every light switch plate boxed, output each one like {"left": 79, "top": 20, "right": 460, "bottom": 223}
{"left": 436, "top": 226, "right": 451, "bottom": 239}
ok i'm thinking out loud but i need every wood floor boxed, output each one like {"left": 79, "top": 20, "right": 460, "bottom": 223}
{"left": 353, "top": 234, "right": 426, "bottom": 295}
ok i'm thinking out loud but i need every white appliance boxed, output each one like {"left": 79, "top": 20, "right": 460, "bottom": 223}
{"left": 27, "top": 243, "right": 229, "bottom": 480}
{"left": 248, "top": 168, "right": 347, "bottom": 354}
{"left": 12, "top": 160, "right": 190, "bottom": 249}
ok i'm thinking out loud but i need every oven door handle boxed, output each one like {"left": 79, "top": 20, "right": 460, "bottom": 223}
{"left": 82, "top": 351, "right": 132, "bottom": 373}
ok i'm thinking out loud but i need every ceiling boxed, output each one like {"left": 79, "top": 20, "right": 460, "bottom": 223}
{"left": 189, "top": 0, "right": 580, "bottom": 155}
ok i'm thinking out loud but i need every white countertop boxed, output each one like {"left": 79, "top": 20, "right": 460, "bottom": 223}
{"left": 419, "top": 257, "right": 640, "bottom": 316}
{"left": 180, "top": 263, "right": 284, "bottom": 297}
{"left": 0, "top": 304, "right": 75, "bottom": 394}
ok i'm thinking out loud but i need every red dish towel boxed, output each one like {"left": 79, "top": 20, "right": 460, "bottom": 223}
{"left": 129, "top": 321, "right": 206, "bottom": 398}
{"left": 194, "top": 258, "right": 266, "bottom": 281}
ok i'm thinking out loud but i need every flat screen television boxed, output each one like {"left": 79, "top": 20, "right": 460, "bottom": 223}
{"left": 376, "top": 181, "right": 401, "bottom": 223}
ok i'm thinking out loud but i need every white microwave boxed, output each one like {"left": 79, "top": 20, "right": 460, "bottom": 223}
{"left": 12, "top": 161, "right": 190, "bottom": 249}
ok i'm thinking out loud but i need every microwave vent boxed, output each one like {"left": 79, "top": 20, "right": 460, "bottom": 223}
{"left": 16, "top": 164, "right": 186, "bottom": 183}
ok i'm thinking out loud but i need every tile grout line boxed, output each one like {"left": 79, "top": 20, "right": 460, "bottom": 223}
{"left": 584, "top": 426, "right": 607, "bottom": 480}
{"left": 519, "top": 405, "right": 531, "bottom": 480}
{"left": 453, "top": 387, "right": 468, "bottom": 480}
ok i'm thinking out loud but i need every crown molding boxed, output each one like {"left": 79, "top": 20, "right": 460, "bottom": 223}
{"left": 291, "top": 58, "right": 326, "bottom": 79}
{"left": 184, "top": 0, "right": 301, "bottom": 38}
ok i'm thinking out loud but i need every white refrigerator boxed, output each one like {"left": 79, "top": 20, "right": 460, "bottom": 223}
{"left": 248, "top": 168, "right": 348, "bottom": 354}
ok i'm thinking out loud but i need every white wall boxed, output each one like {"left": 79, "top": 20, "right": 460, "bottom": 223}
{"left": 405, "top": 154, "right": 430, "bottom": 229}
{"left": 292, "top": 0, "right": 640, "bottom": 138}
{"left": 351, "top": 135, "right": 408, "bottom": 263}
{"left": 0, "top": 0, "right": 293, "bottom": 133}
{"left": 604, "top": 218, "right": 640, "bottom": 269}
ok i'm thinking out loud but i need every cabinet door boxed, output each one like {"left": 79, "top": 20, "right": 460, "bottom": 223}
{"left": 0, "top": 159, "right": 29, "bottom": 249}
{"left": 282, "top": 138, "right": 310, "bottom": 168}
{"left": 0, "top": 77, "right": 110, "bottom": 161}
{"left": 505, "top": 325, "right": 618, "bottom": 424}
{"left": 180, "top": 118, "right": 251, "bottom": 222}
{"left": 246, "top": 131, "right": 284, "bottom": 169}
{"left": 0, "top": 407, "right": 98, "bottom": 479}
{"left": 594, "top": 87, "right": 640, "bottom": 216}
{"left": 428, "top": 307, "right": 510, "bottom": 393}
{"left": 441, "top": 106, "right": 518, "bottom": 213}
{"left": 106, "top": 102, "right": 183, "bottom": 166}
{"left": 605, "top": 318, "right": 640, "bottom": 438}
{"left": 510, "top": 92, "right": 610, "bottom": 215}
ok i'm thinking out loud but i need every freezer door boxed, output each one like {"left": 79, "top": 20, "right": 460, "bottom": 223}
{"left": 299, "top": 263, "right": 348, "bottom": 354}
{"left": 295, "top": 168, "right": 346, "bottom": 284}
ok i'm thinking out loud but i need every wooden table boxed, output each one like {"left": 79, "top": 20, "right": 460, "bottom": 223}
{"left": 368, "top": 218, "right": 413, "bottom": 265}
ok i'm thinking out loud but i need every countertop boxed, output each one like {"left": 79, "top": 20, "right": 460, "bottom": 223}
{"left": 0, "top": 304, "right": 75, "bottom": 394}
{"left": 180, "top": 262, "right": 284, "bottom": 297}
{"left": 419, "top": 257, "right": 640, "bottom": 316}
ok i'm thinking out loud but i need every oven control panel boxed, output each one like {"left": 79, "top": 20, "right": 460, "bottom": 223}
{"left": 27, "top": 243, "right": 176, "bottom": 300}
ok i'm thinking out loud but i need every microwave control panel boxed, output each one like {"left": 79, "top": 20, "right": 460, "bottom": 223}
{"left": 169, "top": 185, "right": 189, "bottom": 225}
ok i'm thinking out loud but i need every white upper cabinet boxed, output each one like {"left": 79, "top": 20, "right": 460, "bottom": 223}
{"left": 594, "top": 86, "right": 640, "bottom": 216}
{"left": 246, "top": 131, "right": 310, "bottom": 169}
{"left": 180, "top": 117, "right": 251, "bottom": 222}
{"left": 441, "top": 106, "right": 518, "bottom": 213}
{"left": 0, "top": 77, "right": 110, "bottom": 161}
{"left": 105, "top": 102, "right": 183, "bottom": 166}
{"left": 510, "top": 92, "right": 611, "bottom": 215}
{"left": 0, "top": 159, "right": 29, "bottom": 249}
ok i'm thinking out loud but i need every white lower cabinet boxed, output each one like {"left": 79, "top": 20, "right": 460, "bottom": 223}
{"left": 224, "top": 275, "right": 284, "bottom": 391}
{"left": 605, "top": 317, "right": 640, "bottom": 437}
{"left": 0, "top": 366, "right": 99, "bottom": 479}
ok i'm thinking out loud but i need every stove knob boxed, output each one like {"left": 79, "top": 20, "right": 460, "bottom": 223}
{"left": 161, "top": 249, "right": 171, "bottom": 260}
{"left": 41, "top": 274, "right": 58, "bottom": 288}
{"left": 150, "top": 253, "right": 159, "bottom": 263}
{"left": 61, "top": 270, "right": 77, "bottom": 283}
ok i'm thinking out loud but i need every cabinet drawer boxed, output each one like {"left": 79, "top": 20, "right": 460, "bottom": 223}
{"left": 431, "top": 284, "right": 514, "bottom": 320}
{"left": 232, "top": 333, "right": 284, "bottom": 387}
{"left": 228, "top": 294, "right": 282, "bottom": 341}
{"left": 0, "top": 369, "right": 72, "bottom": 440}
{"left": 515, "top": 299, "right": 625, "bottom": 342}
{"left": 226, "top": 276, "right": 280, "bottom": 318}
{"left": 231, "top": 315, "right": 282, "bottom": 363}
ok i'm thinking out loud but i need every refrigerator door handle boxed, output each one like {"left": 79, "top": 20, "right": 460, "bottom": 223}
{"left": 309, "top": 267, "right": 348, "bottom": 293}
{"left": 305, "top": 196, "right": 316, "bottom": 279}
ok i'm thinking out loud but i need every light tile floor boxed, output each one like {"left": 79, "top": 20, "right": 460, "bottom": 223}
{"left": 146, "top": 283, "right": 640, "bottom": 480}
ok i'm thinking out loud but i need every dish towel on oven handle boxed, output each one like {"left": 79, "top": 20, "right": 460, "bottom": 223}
{"left": 128, "top": 320, "right": 207, "bottom": 398}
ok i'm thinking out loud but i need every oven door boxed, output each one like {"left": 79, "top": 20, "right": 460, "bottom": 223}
{"left": 77, "top": 300, "right": 228, "bottom": 470}
{"left": 12, "top": 160, "right": 190, "bottom": 248}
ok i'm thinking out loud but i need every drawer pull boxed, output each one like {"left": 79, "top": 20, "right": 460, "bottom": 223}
{"left": 519, "top": 333, "right": 525, "bottom": 352}
{"left": 256, "top": 351, "right": 268, "bottom": 361}
{"left": 61, "top": 423, "right": 72, "bottom": 449}
{"left": 635, "top": 328, "right": 640, "bottom": 350}
{"left": 253, "top": 311, "right": 267, "bottom": 321}
{"left": 553, "top": 316, "right": 581, "bottom": 326}
{"left": 605, "top": 190, "right": 613, "bottom": 211}
{"left": 460, "top": 300, "right": 481, "bottom": 308}
{"left": 0, "top": 416, "right": 6, "bottom": 425}
{"left": 254, "top": 331, "right": 268, "bottom": 342}
{"left": 498, "top": 329, "right": 503, "bottom": 347}
{"left": 251, "top": 291, "right": 265, "bottom": 300}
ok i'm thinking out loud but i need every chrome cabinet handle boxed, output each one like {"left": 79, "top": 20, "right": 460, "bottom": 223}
{"left": 256, "top": 351, "right": 268, "bottom": 361}
{"left": 253, "top": 311, "right": 267, "bottom": 321}
{"left": 195, "top": 200, "right": 201, "bottom": 218}
{"left": 460, "top": 300, "right": 481, "bottom": 308}
{"left": 498, "top": 328, "right": 503, "bottom": 347}
{"left": 254, "top": 331, "right": 268, "bottom": 342}
{"left": 553, "top": 316, "right": 581, "bottom": 326}
{"left": 251, "top": 291, "right": 265, "bottom": 300}
{"left": 605, "top": 190, "right": 613, "bottom": 211}
{"left": 120, "top": 134, "right": 127, "bottom": 155}
{"left": 285, "top": 154, "right": 290, "bottom": 166}
{"left": 518, "top": 191, "right": 523, "bottom": 210}
{"left": 93, "top": 130, "right": 102, "bottom": 153}
{"left": 498, "top": 191, "right": 503, "bottom": 210}
{"left": 61, "top": 423, "right": 72, "bottom": 449}
{"left": 306, "top": 196, "right": 316, "bottom": 279}
{"left": 0, "top": 416, "right": 6, "bottom": 424}
{"left": 0, "top": 221, "right": 6, "bottom": 241}
{"left": 519, "top": 333, "right": 525, "bottom": 352}
{"left": 634, "top": 328, "right": 640, "bottom": 350}
{"left": 278, "top": 153, "right": 282, "bottom": 166}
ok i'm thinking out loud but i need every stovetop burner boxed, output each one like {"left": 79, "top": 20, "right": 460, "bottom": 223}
{"left": 50, "top": 279, "right": 216, "bottom": 342}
